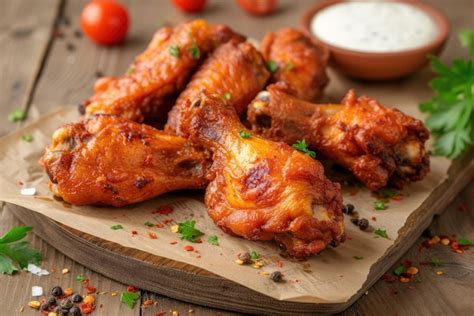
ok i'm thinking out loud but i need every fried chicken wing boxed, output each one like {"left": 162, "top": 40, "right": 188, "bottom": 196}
{"left": 166, "top": 40, "right": 270, "bottom": 134}
{"left": 40, "top": 115, "right": 211, "bottom": 207}
{"left": 83, "top": 20, "right": 245, "bottom": 122}
{"left": 248, "top": 84, "right": 430, "bottom": 191}
{"left": 261, "top": 28, "right": 329, "bottom": 102}
{"left": 180, "top": 93, "right": 344, "bottom": 258}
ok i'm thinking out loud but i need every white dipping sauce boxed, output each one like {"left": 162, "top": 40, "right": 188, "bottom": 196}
{"left": 310, "top": 1, "right": 439, "bottom": 53}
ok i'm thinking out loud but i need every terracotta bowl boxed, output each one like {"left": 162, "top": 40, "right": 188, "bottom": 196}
{"left": 301, "top": 0, "right": 450, "bottom": 80}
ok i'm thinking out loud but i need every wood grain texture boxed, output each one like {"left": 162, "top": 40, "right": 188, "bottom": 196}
{"left": 0, "top": 0, "right": 60, "bottom": 135}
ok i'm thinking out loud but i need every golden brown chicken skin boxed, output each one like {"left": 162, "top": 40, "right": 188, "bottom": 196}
{"left": 83, "top": 20, "right": 245, "bottom": 122}
{"left": 180, "top": 93, "right": 344, "bottom": 258}
{"left": 260, "top": 28, "right": 329, "bottom": 102}
{"left": 247, "top": 84, "right": 430, "bottom": 191}
{"left": 40, "top": 115, "right": 211, "bottom": 207}
{"left": 165, "top": 40, "right": 270, "bottom": 134}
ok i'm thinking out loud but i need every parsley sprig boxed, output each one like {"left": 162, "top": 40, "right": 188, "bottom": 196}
{"left": 419, "top": 31, "right": 474, "bottom": 159}
{"left": 292, "top": 139, "right": 316, "bottom": 158}
{"left": 177, "top": 220, "right": 204, "bottom": 242}
{"left": 0, "top": 226, "right": 42, "bottom": 274}
{"left": 121, "top": 291, "right": 140, "bottom": 309}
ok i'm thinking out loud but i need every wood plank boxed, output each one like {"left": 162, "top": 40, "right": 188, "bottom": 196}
{"left": 0, "top": 204, "right": 140, "bottom": 316}
{"left": 0, "top": 0, "right": 60, "bottom": 135}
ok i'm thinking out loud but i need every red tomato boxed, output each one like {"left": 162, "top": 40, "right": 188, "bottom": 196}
{"left": 172, "top": 0, "right": 207, "bottom": 13}
{"left": 236, "top": 0, "right": 277, "bottom": 16}
{"left": 80, "top": 0, "right": 129, "bottom": 45}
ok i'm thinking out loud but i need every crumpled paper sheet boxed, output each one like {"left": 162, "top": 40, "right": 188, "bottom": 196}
{"left": 0, "top": 70, "right": 450, "bottom": 303}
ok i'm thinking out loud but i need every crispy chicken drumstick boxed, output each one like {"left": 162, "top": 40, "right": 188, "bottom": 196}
{"left": 40, "top": 116, "right": 211, "bottom": 207}
{"left": 180, "top": 93, "right": 344, "bottom": 258}
{"left": 260, "top": 28, "right": 329, "bottom": 102}
{"left": 166, "top": 40, "right": 270, "bottom": 134}
{"left": 247, "top": 84, "right": 430, "bottom": 191}
{"left": 83, "top": 20, "right": 244, "bottom": 122}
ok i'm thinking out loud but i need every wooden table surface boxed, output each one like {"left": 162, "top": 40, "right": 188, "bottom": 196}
{"left": 0, "top": 0, "right": 473, "bottom": 315}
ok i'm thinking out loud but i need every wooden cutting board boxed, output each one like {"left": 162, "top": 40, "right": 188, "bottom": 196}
{"left": 9, "top": 147, "right": 473, "bottom": 315}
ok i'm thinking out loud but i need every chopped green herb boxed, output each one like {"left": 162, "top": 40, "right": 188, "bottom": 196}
{"left": 144, "top": 221, "right": 155, "bottom": 227}
{"left": 457, "top": 238, "right": 474, "bottom": 247}
{"left": 266, "top": 60, "right": 278, "bottom": 73}
{"left": 8, "top": 110, "right": 27, "bottom": 123}
{"left": 177, "top": 220, "right": 204, "bottom": 242}
{"left": 459, "top": 29, "right": 474, "bottom": 55}
{"left": 239, "top": 130, "right": 251, "bottom": 139}
{"left": 250, "top": 250, "right": 259, "bottom": 260}
{"left": 429, "top": 256, "right": 443, "bottom": 267}
{"left": 377, "top": 188, "right": 401, "bottom": 199}
{"left": 223, "top": 92, "right": 232, "bottom": 101}
{"left": 21, "top": 134, "right": 34, "bottom": 142}
{"left": 120, "top": 291, "right": 140, "bottom": 309}
{"left": 188, "top": 43, "right": 200, "bottom": 60}
{"left": 208, "top": 235, "right": 219, "bottom": 246}
{"left": 76, "top": 274, "right": 84, "bottom": 283}
{"left": 286, "top": 61, "right": 294, "bottom": 70}
{"left": 419, "top": 32, "right": 474, "bottom": 159}
{"left": 110, "top": 224, "right": 123, "bottom": 230}
{"left": 0, "top": 226, "right": 41, "bottom": 274}
{"left": 393, "top": 265, "right": 407, "bottom": 276}
{"left": 292, "top": 139, "right": 316, "bottom": 158}
{"left": 169, "top": 44, "right": 180, "bottom": 58}
{"left": 126, "top": 65, "right": 134, "bottom": 75}
{"left": 374, "top": 228, "right": 389, "bottom": 239}
{"left": 374, "top": 200, "right": 387, "bottom": 210}
{"left": 353, "top": 256, "right": 364, "bottom": 260}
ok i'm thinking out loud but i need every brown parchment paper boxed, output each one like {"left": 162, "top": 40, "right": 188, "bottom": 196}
{"left": 0, "top": 70, "right": 451, "bottom": 304}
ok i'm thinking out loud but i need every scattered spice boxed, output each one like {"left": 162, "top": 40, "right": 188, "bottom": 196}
{"left": 457, "top": 238, "right": 474, "bottom": 247}
{"left": 64, "top": 287, "right": 73, "bottom": 296}
{"left": 207, "top": 235, "right": 219, "bottom": 246}
{"left": 155, "top": 205, "right": 174, "bottom": 215}
{"left": 169, "top": 44, "right": 180, "bottom": 57}
{"left": 353, "top": 256, "right": 364, "bottom": 260}
{"left": 110, "top": 224, "right": 123, "bottom": 230}
{"left": 223, "top": 92, "right": 232, "bottom": 101}
{"left": 21, "top": 134, "right": 34, "bottom": 142}
{"left": 270, "top": 271, "right": 284, "bottom": 282}
{"left": 429, "top": 256, "right": 443, "bottom": 267}
{"left": 184, "top": 245, "right": 194, "bottom": 251}
{"left": 8, "top": 109, "right": 27, "bottom": 122}
{"left": 120, "top": 291, "right": 140, "bottom": 309}
{"left": 62, "top": 268, "right": 70, "bottom": 274}
{"left": 131, "top": 230, "right": 138, "bottom": 236}
{"left": 177, "top": 220, "right": 204, "bottom": 242}
{"left": 148, "top": 232, "right": 157, "bottom": 239}
{"left": 250, "top": 250, "right": 260, "bottom": 260}
{"left": 238, "top": 252, "right": 252, "bottom": 264}
{"left": 374, "top": 200, "right": 387, "bottom": 210}
{"left": 239, "top": 130, "right": 251, "bottom": 139}
{"left": 292, "top": 139, "right": 316, "bottom": 158}
{"left": 144, "top": 221, "right": 155, "bottom": 227}
{"left": 342, "top": 203, "right": 355, "bottom": 214}
{"left": 76, "top": 275, "right": 84, "bottom": 283}
{"left": 266, "top": 60, "right": 278, "bottom": 73}
{"left": 377, "top": 188, "right": 401, "bottom": 199}
{"left": 188, "top": 42, "right": 200, "bottom": 60}
{"left": 358, "top": 218, "right": 369, "bottom": 231}
{"left": 28, "top": 301, "right": 41, "bottom": 309}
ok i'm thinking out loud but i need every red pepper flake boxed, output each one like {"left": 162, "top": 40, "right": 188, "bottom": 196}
{"left": 155, "top": 205, "right": 174, "bottom": 215}
{"left": 143, "top": 299, "right": 154, "bottom": 306}
{"left": 170, "top": 241, "right": 177, "bottom": 245}
{"left": 346, "top": 236, "right": 353, "bottom": 241}
{"left": 82, "top": 279, "right": 90, "bottom": 285}
{"left": 81, "top": 303, "right": 96, "bottom": 314}
{"left": 381, "top": 274, "right": 397, "bottom": 283}
{"left": 403, "top": 259, "right": 412, "bottom": 268}
{"left": 163, "top": 219, "right": 173, "bottom": 224}
{"left": 184, "top": 245, "right": 194, "bottom": 251}
{"left": 127, "top": 285, "right": 139, "bottom": 292}
{"left": 391, "top": 195, "right": 403, "bottom": 201}
{"left": 156, "top": 312, "right": 167, "bottom": 316}
{"left": 131, "top": 230, "right": 138, "bottom": 236}
{"left": 86, "top": 285, "right": 97, "bottom": 294}
{"left": 148, "top": 232, "right": 157, "bottom": 239}
{"left": 276, "top": 260, "right": 284, "bottom": 268}
{"left": 196, "top": 255, "right": 202, "bottom": 259}
{"left": 156, "top": 223, "right": 164, "bottom": 228}
{"left": 371, "top": 216, "right": 377, "bottom": 221}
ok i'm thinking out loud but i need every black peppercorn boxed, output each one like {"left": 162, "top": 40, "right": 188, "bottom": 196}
{"left": 342, "top": 203, "right": 355, "bottom": 214}
{"left": 46, "top": 296, "right": 57, "bottom": 306}
{"left": 270, "top": 271, "right": 283, "bottom": 282}
{"left": 71, "top": 294, "right": 83, "bottom": 303}
{"left": 68, "top": 306, "right": 82, "bottom": 316}
{"left": 60, "top": 298, "right": 73, "bottom": 310}
{"left": 358, "top": 218, "right": 369, "bottom": 231}
{"left": 350, "top": 218, "right": 359, "bottom": 225}
{"left": 51, "top": 286, "right": 63, "bottom": 297}
{"left": 330, "top": 240, "right": 338, "bottom": 248}
{"left": 238, "top": 252, "right": 252, "bottom": 264}
{"left": 422, "top": 227, "right": 433, "bottom": 238}
{"left": 40, "top": 303, "right": 50, "bottom": 311}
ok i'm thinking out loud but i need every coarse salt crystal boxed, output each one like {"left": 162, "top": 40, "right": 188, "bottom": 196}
{"left": 20, "top": 187, "right": 36, "bottom": 196}
{"left": 31, "top": 286, "right": 43, "bottom": 297}
{"left": 27, "top": 263, "right": 50, "bottom": 276}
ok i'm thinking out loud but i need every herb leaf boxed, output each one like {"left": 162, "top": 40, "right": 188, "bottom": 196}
{"left": 208, "top": 235, "right": 219, "bottom": 246}
{"left": 0, "top": 226, "right": 41, "bottom": 275}
{"left": 144, "top": 221, "right": 155, "bottom": 227}
{"left": 266, "top": 60, "right": 278, "bottom": 73}
{"left": 459, "top": 29, "right": 474, "bottom": 55}
{"left": 377, "top": 188, "right": 401, "bottom": 199}
{"left": 374, "top": 228, "right": 389, "bottom": 239}
{"left": 76, "top": 274, "right": 84, "bottom": 283}
{"left": 188, "top": 43, "right": 200, "bottom": 60}
{"left": 393, "top": 265, "right": 407, "bottom": 276}
{"left": 239, "top": 130, "right": 251, "bottom": 139}
{"left": 353, "top": 256, "right": 364, "bottom": 260}
{"left": 169, "top": 44, "right": 181, "bottom": 58}
{"left": 457, "top": 238, "right": 474, "bottom": 247}
{"left": 177, "top": 220, "right": 204, "bottom": 242}
{"left": 292, "top": 139, "right": 316, "bottom": 158}
{"left": 419, "top": 33, "right": 474, "bottom": 159}
{"left": 430, "top": 256, "right": 443, "bottom": 267}
{"left": 8, "top": 110, "right": 27, "bottom": 123}
{"left": 120, "top": 291, "right": 140, "bottom": 309}
{"left": 223, "top": 92, "right": 232, "bottom": 101}
{"left": 374, "top": 200, "right": 387, "bottom": 210}
{"left": 110, "top": 224, "right": 123, "bottom": 230}
{"left": 250, "top": 250, "right": 259, "bottom": 260}
{"left": 21, "top": 134, "right": 34, "bottom": 142}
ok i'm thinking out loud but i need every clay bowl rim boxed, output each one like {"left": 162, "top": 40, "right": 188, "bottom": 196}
{"left": 300, "top": 0, "right": 450, "bottom": 59}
